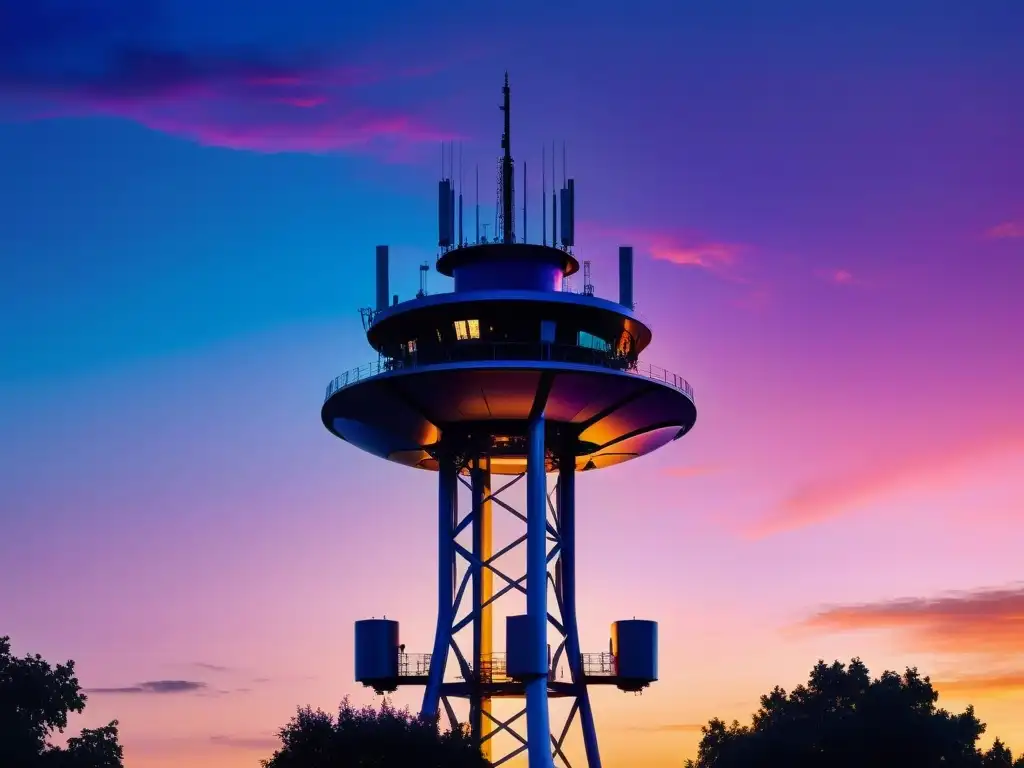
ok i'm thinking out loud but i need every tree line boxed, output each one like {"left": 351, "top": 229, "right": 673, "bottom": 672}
{"left": 4, "top": 634, "right": 1022, "bottom": 766}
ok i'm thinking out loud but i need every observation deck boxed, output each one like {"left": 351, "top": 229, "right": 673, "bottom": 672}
{"left": 321, "top": 335, "right": 695, "bottom": 474}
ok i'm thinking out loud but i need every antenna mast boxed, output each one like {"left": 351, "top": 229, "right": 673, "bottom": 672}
{"left": 551, "top": 141, "right": 557, "bottom": 248}
{"left": 542, "top": 146, "right": 547, "bottom": 246}
{"left": 523, "top": 161, "right": 528, "bottom": 244}
{"left": 499, "top": 73, "right": 515, "bottom": 244}
{"left": 458, "top": 143, "right": 464, "bottom": 247}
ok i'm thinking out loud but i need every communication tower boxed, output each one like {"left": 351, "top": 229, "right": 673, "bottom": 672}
{"left": 321, "top": 74, "right": 697, "bottom": 768}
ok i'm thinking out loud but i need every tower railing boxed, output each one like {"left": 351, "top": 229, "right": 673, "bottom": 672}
{"left": 394, "top": 649, "right": 621, "bottom": 682}
{"left": 324, "top": 342, "right": 694, "bottom": 402}
{"left": 579, "top": 652, "right": 616, "bottom": 676}
{"left": 398, "top": 652, "right": 432, "bottom": 677}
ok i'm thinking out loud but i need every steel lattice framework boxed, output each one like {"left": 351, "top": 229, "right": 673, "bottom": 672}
{"left": 420, "top": 445, "right": 602, "bottom": 767}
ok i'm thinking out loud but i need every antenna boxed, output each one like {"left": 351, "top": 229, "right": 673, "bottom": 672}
{"left": 551, "top": 140, "right": 557, "bottom": 248}
{"left": 559, "top": 144, "right": 575, "bottom": 249}
{"left": 438, "top": 146, "right": 453, "bottom": 248}
{"left": 583, "top": 260, "right": 594, "bottom": 296}
{"left": 475, "top": 165, "right": 480, "bottom": 245}
{"left": 417, "top": 261, "right": 430, "bottom": 298}
{"left": 449, "top": 141, "right": 455, "bottom": 251}
{"left": 458, "top": 142, "right": 464, "bottom": 247}
{"left": 523, "top": 160, "right": 527, "bottom": 244}
{"left": 542, "top": 146, "right": 547, "bottom": 246}
{"left": 499, "top": 72, "right": 514, "bottom": 244}
{"left": 483, "top": 222, "right": 491, "bottom": 243}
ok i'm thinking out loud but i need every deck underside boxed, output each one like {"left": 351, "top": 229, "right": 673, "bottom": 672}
{"left": 321, "top": 362, "right": 697, "bottom": 474}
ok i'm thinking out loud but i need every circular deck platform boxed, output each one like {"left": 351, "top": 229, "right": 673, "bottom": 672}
{"left": 321, "top": 353, "right": 696, "bottom": 474}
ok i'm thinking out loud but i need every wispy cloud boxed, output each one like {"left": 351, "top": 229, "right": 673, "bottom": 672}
{"left": 747, "top": 430, "right": 1024, "bottom": 537}
{"left": 801, "top": 583, "right": 1024, "bottom": 656}
{"left": 86, "top": 680, "right": 207, "bottom": 695}
{"left": 649, "top": 239, "right": 742, "bottom": 270}
{"left": 0, "top": 3, "right": 454, "bottom": 155}
{"left": 815, "top": 268, "right": 860, "bottom": 286}
{"left": 985, "top": 221, "right": 1024, "bottom": 240}
{"left": 581, "top": 223, "right": 748, "bottom": 279}
{"left": 934, "top": 672, "right": 1024, "bottom": 699}
{"left": 191, "top": 662, "right": 231, "bottom": 672}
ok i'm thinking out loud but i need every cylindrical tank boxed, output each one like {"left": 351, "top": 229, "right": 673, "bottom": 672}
{"left": 611, "top": 619, "right": 657, "bottom": 691}
{"left": 618, "top": 246, "right": 634, "bottom": 309}
{"left": 355, "top": 619, "right": 399, "bottom": 690}
{"left": 505, "top": 614, "right": 549, "bottom": 679}
{"left": 454, "top": 256, "right": 562, "bottom": 293}
{"left": 375, "top": 246, "right": 390, "bottom": 313}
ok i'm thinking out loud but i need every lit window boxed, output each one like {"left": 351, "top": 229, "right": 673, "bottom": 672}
{"left": 579, "top": 331, "right": 610, "bottom": 351}
{"left": 454, "top": 319, "right": 480, "bottom": 340}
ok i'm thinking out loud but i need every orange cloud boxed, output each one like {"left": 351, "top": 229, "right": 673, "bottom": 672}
{"left": 748, "top": 430, "right": 1024, "bottom": 537}
{"left": 986, "top": 221, "right": 1024, "bottom": 239}
{"left": 934, "top": 672, "right": 1024, "bottom": 699}
{"left": 802, "top": 584, "right": 1024, "bottom": 656}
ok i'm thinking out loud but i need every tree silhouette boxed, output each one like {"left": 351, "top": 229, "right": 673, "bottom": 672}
{"left": 684, "top": 659, "right": 1024, "bottom": 768}
{"left": 261, "top": 696, "right": 492, "bottom": 768}
{"left": 0, "top": 635, "right": 124, "bottom": 767}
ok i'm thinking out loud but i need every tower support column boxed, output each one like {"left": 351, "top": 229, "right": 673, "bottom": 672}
{"left": 525, "top": 413, "right": 555, "bottom": 768}
{"left": 559, "top": 454, "right": 602, "bottom": 767}
{"left": 423, "top": 450, "right": 457, "bottom": 719}
{"left": 471, "top": 459, "right": 494, "bottom": 760}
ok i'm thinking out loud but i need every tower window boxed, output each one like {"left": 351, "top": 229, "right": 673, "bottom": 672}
{"left": 579, "top": 331, "right": 610, "bottom": 351}
{"left": 454, "top": 319, "right": 481, "bottom": 340}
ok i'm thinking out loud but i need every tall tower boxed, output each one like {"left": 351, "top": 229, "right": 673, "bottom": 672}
{"left": 321, "top": 77, "right": 696, "bottom": 768}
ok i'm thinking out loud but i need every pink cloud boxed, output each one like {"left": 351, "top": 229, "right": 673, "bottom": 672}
{"left": 0, "top": 43, "right": 455, "bottom": 155}
{"left": 748, "top": 430, "right": 1024, "bottom": 538}
{"left": 801, "top": 583, "right": 1024, "bottom": 657}
{"left": 986, "top": 221, "right": 1024, "bottom": 239}
{"left": 649, "top": 239, "right": 740, "bottom": 269}
{"left": 815, "top": 268, "right": 859, "bottom": 285}
{"left": 275, "top": 96, "right": 328, "bottom": 108}
{"left": 582, "top": 223, "right": 747, "bottom": 278}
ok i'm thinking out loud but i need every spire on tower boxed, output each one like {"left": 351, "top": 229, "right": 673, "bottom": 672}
{"left": 499, "top": 72, "right": 514, "bottom": 244}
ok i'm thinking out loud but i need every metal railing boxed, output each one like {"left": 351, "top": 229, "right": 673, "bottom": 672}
{"left": 398, "top": 652, "right": 432, "bottom": 677}
{"left": 324, "top": 342, "right": 694, "bottom": 403}
{"left": 580, "top": 652, "right": 616, "bottom": 676}
{"left": 477, "top": 652, "right": 508, "bottom": 683}
{"left": 393, "top": 650, "right": 626, "bottom": 681}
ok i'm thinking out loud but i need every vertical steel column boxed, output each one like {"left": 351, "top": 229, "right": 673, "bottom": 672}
{"left": 471, "top": 459, "right": 494, "bottom": 760}
{"left": 422, "top": 451, "right": 457, "bottom": 719}
{"left": 526, "top": 414, "right": 555, "bottom": 768}
{"left": 559, "top": 455, "right": 602, "bottom": 767}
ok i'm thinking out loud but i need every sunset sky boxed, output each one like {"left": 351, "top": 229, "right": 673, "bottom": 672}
{"left": 2, "top": 0, "right": 1023, "bottom": 765}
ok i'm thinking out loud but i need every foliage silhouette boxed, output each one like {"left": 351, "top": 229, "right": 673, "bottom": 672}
{"left": 261, "top": 696, "right": 492, "bottom": 768}
{"left": 0, "top": 635, "right": 124, "bottom": 767}
{"left": 684, "top": 658, "right": 1024, "bottom": 768}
